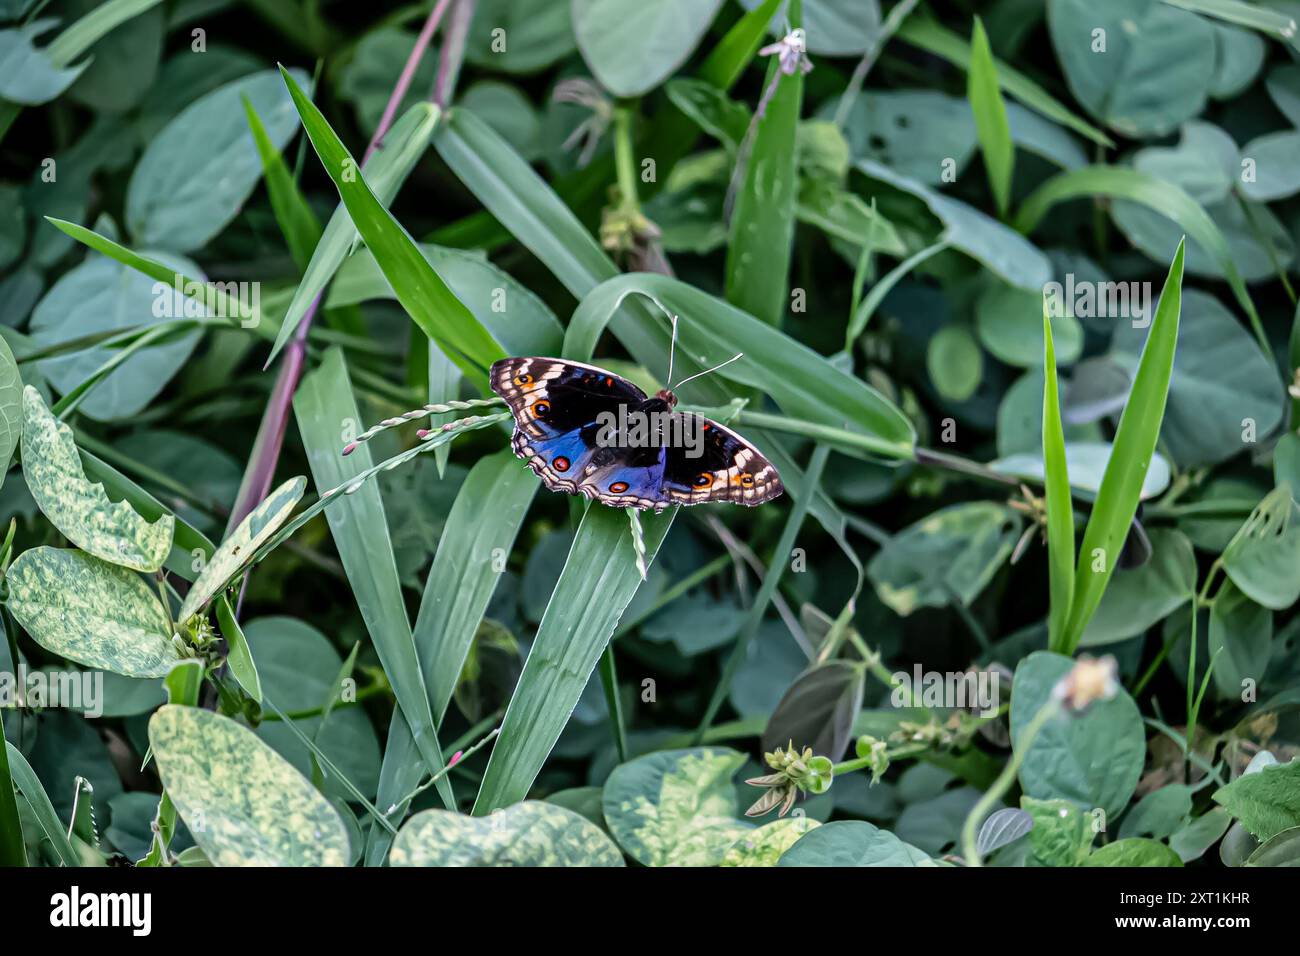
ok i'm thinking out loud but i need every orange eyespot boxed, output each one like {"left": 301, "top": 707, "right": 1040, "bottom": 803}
{"left": 741, "top": 474, "right": 755, "bottom": 487}
{"left": 553, "top": 456, "right": 570, "bottom": 472}
{"left": 532, "top": 400, "right": 550, "bottom": 416}
{"left": 515, "top": 373, "right": 533, "bottom": 385}
{"left": 609, "top": 481, "right": 629, "bottom": 494}
{"left": 693, "top": 473, "right": 712, "bottom": 488}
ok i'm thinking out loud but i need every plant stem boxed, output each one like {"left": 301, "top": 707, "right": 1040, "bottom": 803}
{"left": 613, "top": 106, "right": 640, "bottom": 210}
{"left": 389, "top": 725, "right": 500, "bottom": 812}
{"left": 962, "top": 698, "right": 1061, "bottom": 867}
{"left": 431, "top": 0, "right": 475, "bottom": 107}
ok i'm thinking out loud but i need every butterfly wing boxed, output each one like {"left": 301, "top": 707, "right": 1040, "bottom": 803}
{"left": 490, "top": 357, "right": 648, "bottom": 495}
{"left": 661, "top": 412, "right": 784, "bottom": 507}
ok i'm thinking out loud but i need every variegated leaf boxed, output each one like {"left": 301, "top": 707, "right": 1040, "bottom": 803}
{"left": 721, "top": 816, "right": 820, "bottom": 866}
{"left": 0, "top": 335, "right": 21, "bottom": 489}
{"left": 148, "top": 705, "right": 349, "bottom": 867}
{"left": 603, "top": 747, "right": 754, "bottom": 866}
{"left": 20, "top": 386, "right": 173, "bottom": 571}
{"left": 177, "top": 476, "right": 305, "bottom": 622}
{"left": 390, "top": 801, "right": 624, "bottom": 867}
{"left": 6, "top": 547, "right": 179, "bottom": 678}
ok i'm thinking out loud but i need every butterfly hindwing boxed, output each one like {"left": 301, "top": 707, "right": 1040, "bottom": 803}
{"left": 661, "top": 413, "right": 784, "bottom": 507}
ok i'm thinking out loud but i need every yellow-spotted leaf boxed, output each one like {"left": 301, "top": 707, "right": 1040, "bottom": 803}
{"left": 602, "top": 748, "right": 753, "bottom": 866}
{"left": 177, "top": 476, "right": 305, "bottom": 622}
{"left": 390, "top": 802, "right": 624, "bottom": 867}
{"left": 721, "top": 816, "right": 819, "bottom": 866}
{"left": 148, "top": 705, "right": 349, "bottom": 867}
{"left": 20, "top": 386, "right": 173, "bottom": 571}
{"left": 6, "top": 547, "right": 179, "bottom": 678}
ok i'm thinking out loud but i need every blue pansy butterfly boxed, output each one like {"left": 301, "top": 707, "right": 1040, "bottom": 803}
{"left": 489, "top": 353, "right": 783, "bottom": 512}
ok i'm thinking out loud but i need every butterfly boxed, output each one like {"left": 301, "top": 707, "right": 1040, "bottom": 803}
{"left": 489, "top": 354, "right": 783, "bottom": 512}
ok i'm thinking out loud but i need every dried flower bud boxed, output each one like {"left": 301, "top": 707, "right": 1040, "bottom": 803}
{"left": 1053, "top": 654, "right": 1119, "bottom": 712}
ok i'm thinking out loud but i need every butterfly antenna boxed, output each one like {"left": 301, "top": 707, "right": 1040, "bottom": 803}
{"left": 672, "top": 352, "right": 743, "bottom": 390}
{"left": 666, "top": 313, "right": 679, "bottom": 386}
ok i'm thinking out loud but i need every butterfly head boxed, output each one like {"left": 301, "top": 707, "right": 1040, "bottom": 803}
{"left": 653, "top": 388, "right": 678, "bottom": 408}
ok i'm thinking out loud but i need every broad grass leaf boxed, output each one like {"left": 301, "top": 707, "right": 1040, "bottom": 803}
{"left": 244, "top": 616, "right": 381, "bottom": 799}
{"left": 867, "top": 501, "right": 1020, "bottom": 616}
{"left": 5, "top": 742, "right": 79, "bottom": 866}
{"left": 602, "top": 748, "right": 753, "bottom": 866}
{"left": 0, "top": 332, "right": 21, "bottom": 487}
{"left": 30, "top": 252, "right": 203, "bottom": 421}
{"left": 856, "top": 159, "right": 1051, "bottom": 291}
{"left": 294, "top": 348, "right": 451, "bottom": 805}
{"left": 390, "top": 802, "right": 624, "bottom": 866}
{"left": 1213, "top": 757, "right": 1300, "bottom": 843}
{"left": 1083, "top": 837, "right": 1182, "bottom": 867}
{"left": 720, "top": 816, "right": 819, "bottom": 866}
{"left": 328, "top": 243, "right": 563, "bottom": 356}
{"left": 1113, "top": 295, "right": 1281, "bottom": 460}
{"left": 1079, "top": 529, "right": 1195, "bottom": 647}
{"left": 1221, "top": 485, "right": 1300, "bottom": 610}
{"left": 1042, "top": 308, "right": 1074, "bottom": 653}
{"left": 968, "top": 18, "right": 1013, "bottom": 217}
{"left": 0, "top": 21, "right": 88, "bottom": 105}
{"left": 1047, "top": 0, "right": 1214, "bottom": 138}
{"left": 6, "top": 547, "right": 178, "bottom": 678}
{"left": 573, "top": 0, "right": 724, "bottom": 98}
{"left": 762, "top": 660, "right": 864, "bottom": 761}
{"left": 473, "top": 505, "right": 676, "bottom": 814}
{"left": 148, "top": 705, "right": 349, "bottom": 866}
{"left": 1011, "top": 652, "right": 1145, "bottom": 819}
{"left": 20, "top": 386, "right": 173, "bottom": 571}
{"left": 268, "top": 101, "right": 439, "bottom": 366}
{"left": 177, "top": 476, "right": 304, "bottom": 622}
{"left": 1063, "top": 241, "right": 1184, "bottom": 648}
{"left": 778, "top": 820, "right": 931, "bottom": 866}
{"left": 126, "top": 68, "right": 307, "bottom": 251}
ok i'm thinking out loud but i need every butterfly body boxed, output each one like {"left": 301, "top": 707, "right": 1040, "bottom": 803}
{"left": 490, "top": 357, "right": 783, "bottom": 511}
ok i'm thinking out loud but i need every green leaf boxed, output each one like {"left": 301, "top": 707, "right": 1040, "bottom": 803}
{"left": 391, "top": 801, "right": 624, "bottom": 866}
{"left": 279, "top": 68, "right": 502, "bottom": 391}
{"left": 1121, "top": 785, "right": 1194, "bottom": 840}
{"left": 473, "top": 505, "right": 676, "bottom": 813}
{"left": 978, "top": 281, "right": 1082, "bottom": 368}
{"left": 927, "top": 325, "right": 982, "bottom": 402}
{"left": 895, "top": 15, "right": 1113, "bottom": 147}
{"left": 1080, "top": 529, "right": 1196, "bottom": 646}
{"left": 1043, "top": 310, "right": 1074, "bottom": 654}
{"left": 1221, "top": 485, "right": 1300, "bottom": 610}
{"left": 778, "top": 820, "right": 932, "bottom": 866}
{"left": 1021, "top": 796, "right": 1095, "bottom": 866}
{"left": 1246, "top": 825, "right": 1300, "bottom": 866}
{"left": 992, "top": 442, "right": 1171, "bottom": 500}
{"left": 0, "top": 333, "right": 22, "bottom": 489}
{"left": 1084, "top": 837, "right": 1183, "bottom": 866}
{"left": 573, "top": 0, "right": 725, "bottom": 98}
{"left": 6, "top": 547, "right": 178, "bottom": 678}
{"left": 176, "top": 476, "right": 305, "bottom": 623}
{"left": 0, "top": 21, "right": 88, "bottom": 105}
{"left": 868, "top": 502, "right": 1020, "bottom": 617}
{"left": 464, "top": 0, "right": 576, "bottom": 74}
{"left": 567, "top": 272, "right": 914, "bottom": 459}
{"left": 1213, "top": 758, "right": 1300, "bottom": 842}
{"left": 20, "top": 386, "right": 173, "bottom": 571}
{"left": 968, "top": 18, "right": 1013, "bottom": 217}
{"left": 268, "top": 102, "right": 441, "bottom": 367}
{"left": 1048, "top": 0, "right": 1214, "bottom": 138}
{"left": 148, "top": 705, "right": 350, "bottom": 866}
{"left": 126, "top": 68, "right": 306, "bottom": 251}
{"left": 294, "top": 348, "right": 451, "bottom": 806}
{"left": 603, "top": 748, "right": 752, "bottom": 866}
{"left": 1062, "top": 240, "right": 1184, "bottom": 650}
{"left": 336, "top": 28, "right": 438, "bottom": 136}
{"left": 721, "top": 816, "right": 819, "bottom": 866}
{"left": 243, "top": 96, "right": 321, "bottom": 270}
{"left": 5, "top": 742, "right": 78, "bottom": 866}
{"left": 725, "top": 0, "right": 802, "bottom": 327}
{"left": 1012, "top": 652, "right": 1145, "bottom": 818}
{"left": 762, "top": 660, "right": 864, "bottom": 762}
{"left": 63, "top": 0, "right": 161, "bottom": 114}
{"left": 1208, "top": 581, "right": 1271, "bottom": 698}
{"left": 215, "top": 595, "right": 261, "bottom": 704}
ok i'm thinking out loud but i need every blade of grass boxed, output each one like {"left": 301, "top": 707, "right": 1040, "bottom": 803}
{"left": 1042, "top": 304, "right": 1074, "bottom": 654}
{"left": 5, "top": 743, "right": 78, "bottom": 865}
{"left": 294, "top": 347, "right": 453, "bottom": 807}
{"left": 268, "top": 103, "right": 442, "bottom": 366}
{"left": 216, "top": 595, "right": 262, "bottom": 703}
{"left": 1062, "top": 239, "right": 1186, "bottom": 652}
{"left": 695, "top": 442, "right": 830, "bottom": 739}
{"left": 0, "top": 707, "right": 27, "bottom": 865}
{"left": 279, "top": 67, "right": 503, "bottom": 390}
{"left": 968, "top": 17, "right": 1014, "bottom": 219}
{"left": 1014, "top": 165, "right": 1266, "bottom": 354}
{"left": 244, "top": 97, "right": 322, "bottom": 271}
{"left": 895, "top": 15, "right": 1114, "bottom": 148}
{"left": 725, "top": 0, "right": 803, "bottom": 327}
{"left": 472, "top": 503, "right": 676, "bottom": 813}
